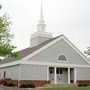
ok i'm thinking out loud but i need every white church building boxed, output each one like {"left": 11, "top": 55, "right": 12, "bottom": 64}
{"left": 0, "top": 1, "right": 90, "bottom": 86}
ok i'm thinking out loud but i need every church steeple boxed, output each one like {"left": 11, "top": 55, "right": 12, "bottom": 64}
{"left": 39, "top": 0, "right": 44, "bottom": 24}
{"left": 37, "top": 0, "right": 46, "bottom": 32}
{"left": 30, "top": 0, "right": 52, "bottom": 47}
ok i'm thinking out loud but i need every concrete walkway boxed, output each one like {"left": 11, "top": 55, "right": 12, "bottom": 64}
{"left": 0, "top": 85, "right": 33, "bottom": 90}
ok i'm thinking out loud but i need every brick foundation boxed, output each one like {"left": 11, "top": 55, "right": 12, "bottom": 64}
{"left": 12, "top": 80, "right": 90, "bottom": 87}
{"left": 70, "top": 80, "right": 90, "bottom": 84}
{"left": 77, "top": 80, "right": 90, "bottom": 84}
{"left": 19, "top": 80, "right": 51, "bottom": 87}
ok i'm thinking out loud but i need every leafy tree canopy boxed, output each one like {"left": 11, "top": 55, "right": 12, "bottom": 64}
{"left": 84, "top": 47, "right": 90, "bottom": 56}
{"left": 0, "top": 14, "right": 17, "bottom": 58}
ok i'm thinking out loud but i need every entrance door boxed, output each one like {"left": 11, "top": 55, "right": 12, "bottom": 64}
{"left": 57, "top": 68, "right": 63, "bottom": 83}
{"left": 49, "top": 67, "right": 54, "bottom": 83}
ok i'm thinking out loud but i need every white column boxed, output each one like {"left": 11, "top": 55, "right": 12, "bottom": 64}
{"left": 74, "top": 68, "right": 77, "bottom": 83}
{"left": 18, "top": 65, "right": 21, "bottom": 87}
{"left": 68, "top": 67, "right": 70, "bottom": 84}
{"left": 54, "top": 67, "right": 57, "bottom": 84}
{"left": 47, "top": 66, "right": 49, "bottom": 81}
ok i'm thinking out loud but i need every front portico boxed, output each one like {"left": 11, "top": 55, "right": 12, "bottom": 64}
{"left": 47, "top": 67, "right": 77, "bottom": 84}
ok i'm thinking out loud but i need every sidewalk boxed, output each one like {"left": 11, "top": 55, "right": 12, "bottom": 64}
{"left": 0, "top": 85, "right": 34, "bottom": 90}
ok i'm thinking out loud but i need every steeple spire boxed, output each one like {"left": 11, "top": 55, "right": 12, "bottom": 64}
{"left": 39, "top": 0, "right": 44, "bottom": 24}
{"left": 40, "top": 0, "right": 43, "bottom": 21}
{"left": 30, "top": 0, "right": 52, "bottom": 47}
{"left": 37, "top": 0, "right": 46, "bottom": 31}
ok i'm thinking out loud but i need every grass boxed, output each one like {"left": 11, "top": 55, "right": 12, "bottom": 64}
{"left": 37, "top": 87, "right": 90, "bottom": 90}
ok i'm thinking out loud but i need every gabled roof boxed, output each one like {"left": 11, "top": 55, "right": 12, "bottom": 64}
{"left": 0, "top": 34, "right": 89, "bottom": 66}
{"left": 0, "top": 35, "right": 61, "bottom": 64}
{"left": 22, "top": 35, "right": 89, "bottom": 64}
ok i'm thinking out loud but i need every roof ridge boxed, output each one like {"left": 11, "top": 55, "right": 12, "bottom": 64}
{"left": 1, "top": 35, "right": 61, "bottom": 64}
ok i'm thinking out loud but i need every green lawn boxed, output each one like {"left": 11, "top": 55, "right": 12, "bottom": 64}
{"left": 38, "top": 87, "right": 90, "bottom": 90}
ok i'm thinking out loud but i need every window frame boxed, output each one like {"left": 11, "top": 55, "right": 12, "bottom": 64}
{"left": 49, "top": 67, "right": 54, "bottom": 74}
{"left": 57, "top": 54, "right": 68, "bottom": 62}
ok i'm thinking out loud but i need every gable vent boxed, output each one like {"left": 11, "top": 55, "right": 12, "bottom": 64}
{"left": 58, "top": 55, "right": 67, "bottom": 61}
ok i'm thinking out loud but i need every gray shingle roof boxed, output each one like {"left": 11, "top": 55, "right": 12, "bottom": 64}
{"left": 0, "top": 35, "right": 61, "bottom": 64}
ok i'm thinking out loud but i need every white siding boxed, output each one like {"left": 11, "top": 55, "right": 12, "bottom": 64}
{"left": 62, "top": 69, "right": 68, "bottom": 83}
{"left": 28, "top": 39, "right": 89, "bottom": 65}
{"left": 77, "top": 68, "right": 90, "bottom": 80}
{"left": 30, "top": 36, "right": 51, "bottom": 47}
{"left": 0, "top": 65, "right": 19, "bottom": 80}
{"left": 70, "top": 68, "right": 74, "bottom": 80}
{"left": 20, "top": 64, "right": 47, "bottom": 80}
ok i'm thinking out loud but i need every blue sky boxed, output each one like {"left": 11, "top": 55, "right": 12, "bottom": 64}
{"left": 0, "top": 0, "right": 90, "bottom": 52}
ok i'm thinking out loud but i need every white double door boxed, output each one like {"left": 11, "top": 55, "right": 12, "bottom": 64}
{"left": 49, "top": 68, "right": 63, "bottom": 83}
{"left": 57, "top": 68, "right": 63, "bottom": 83}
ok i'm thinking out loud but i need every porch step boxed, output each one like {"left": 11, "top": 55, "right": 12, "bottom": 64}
{"left": 43, "top": 83, "right": 77, "bottom": 88}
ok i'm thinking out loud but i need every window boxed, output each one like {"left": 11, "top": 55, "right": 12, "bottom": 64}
{"left": 57, "top": 69, "right": 59, "bottom": 74}
{"left": 58, "top": 55, "right": 67, "bottom": 61}
{"left": 4, "top": 71, "right": 6, "bottom": 78}
{"left": 57, "top": 69, "right": 63, "bottom": 74}
{"left": 49, "top": 67, "right": 54, "bottom": 74}
{"left": 60, "top": 70, "right": 62, "bottom": 74}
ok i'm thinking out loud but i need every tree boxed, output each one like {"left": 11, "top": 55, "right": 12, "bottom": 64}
{"left": 0, "top": 14, "right": 17, "bottom": 58}
{"left": 0, "top": 5, "right": 1, "bottom": 9}
{"left": 84, "top": 47, "right": 90, "bottom": 56}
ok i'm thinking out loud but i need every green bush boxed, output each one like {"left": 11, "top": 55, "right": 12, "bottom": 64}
{"left": 7, "top": 80, "right": 14, "bottom": 87}
{"left": 20, "top": 83, "right": 35, "bottom": 88}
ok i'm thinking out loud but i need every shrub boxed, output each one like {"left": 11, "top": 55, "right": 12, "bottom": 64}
{"left": 7, "top": 80, "right": 14, "bottom": 87}
{"left": 7, "top": 82, "right": 14, "bottom": 87}
{"left": 28, "top": 83, "right": 36, "bottom": 88}
{"left": 78, "top": 83, "right": 89, "bottom": 86}
{"left": 20, "top": 83, "right": 35, "bottom": 88}
{"left": 0, "top": 78, "right": 11, "bottom": 86}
